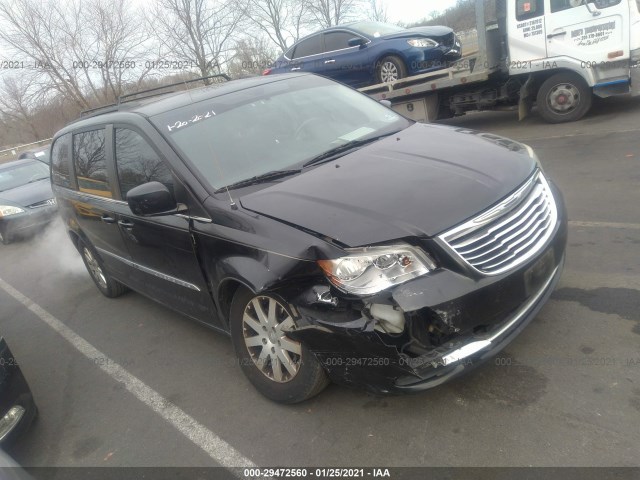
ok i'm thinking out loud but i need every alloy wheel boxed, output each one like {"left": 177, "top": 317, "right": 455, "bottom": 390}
{"left": 381, "top": 61, "right": 399, "bottom": 82}
{"left": 242, "top": 296, "right": 302, "bottom": 383}
{"left": 83, "top": 248, "right": 107, "bottom": 289}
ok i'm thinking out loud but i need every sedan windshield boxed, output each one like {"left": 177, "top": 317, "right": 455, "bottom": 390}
{"left": 152, "top": 75, "right": 410, "bottom": 191}
{"left": 350, "top": 21, "right": 405, "bottom": 37}
{"left": 0, "top": 161, "right": 49, "bottom": 192}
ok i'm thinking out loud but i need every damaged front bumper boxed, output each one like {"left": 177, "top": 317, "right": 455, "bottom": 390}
{"left": 287, "top": 192, "right": 567, "bottom": 394}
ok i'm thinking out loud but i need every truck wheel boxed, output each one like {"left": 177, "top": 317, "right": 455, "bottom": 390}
{"left": 229, "top": 287, "right": 329, "bottom": 403}
{"left": 536, "top": 72, "right": 592, "bottom": 123}
{"left": 79, "top": 240, "right": 129, "bottom": 298}
{"left": 376, "top": 56, "right": 407, "bottom": 84}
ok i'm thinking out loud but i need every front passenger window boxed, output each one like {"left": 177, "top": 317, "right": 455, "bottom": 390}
{"left": 115, "top": 128, "right": 174, "bottom": 199}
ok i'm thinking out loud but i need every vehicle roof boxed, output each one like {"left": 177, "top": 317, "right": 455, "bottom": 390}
{"left": 61, "top": 73, "right": 309, "bottom": 134}
{"left": 0, "top": 158, "right": 40, "bottom": 170}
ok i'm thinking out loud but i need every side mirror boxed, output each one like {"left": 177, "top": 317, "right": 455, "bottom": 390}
{"left": 348, "top": 37, "right": 367, "bottom": 47}
{"left": 379, "top": 99, "right": 392, "bottom": 108}
{"left": 127, "top": 181, "right": 182, "bottom": 217}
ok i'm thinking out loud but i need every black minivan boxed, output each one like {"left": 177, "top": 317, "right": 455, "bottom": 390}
{"left": 51, "top": 73, "right": 567, "bottom": 403}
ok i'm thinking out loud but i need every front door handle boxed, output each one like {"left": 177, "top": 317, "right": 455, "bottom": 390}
{"left": 291, "top": 67, "right": 301, "bottom": 71}
{"left": 547, "top": 31, "right": 567, "bottom": 39}
{"left": 118, "top": 219, "right": 134, "bottom": 229}
{"left": 101, "top": 214, "right": 116, "bottom": 224}
{"left": 324, "top": 59, "right": 336, "bottom": 64}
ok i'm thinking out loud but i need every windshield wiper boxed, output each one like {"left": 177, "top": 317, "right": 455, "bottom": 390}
{"left": 214, "top": 169, "right": 301, "bottom": 193}
{"left": 302, "top": 132, "right": 398, "bottom": 168}
{"left": 28, "top": 177, "right": 49, "bottom": 183}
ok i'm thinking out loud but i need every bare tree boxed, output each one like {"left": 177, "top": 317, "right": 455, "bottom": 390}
{"left": 227, "top": 36, "right": 277, "bottom": 77}
{"left": 0, "top": 0, "right": 154, "bottom": 110}
{"left": 243, "top": 0, "right": 309, "bottom": 53}
{"left": 0, "top": 76, "right": 41, "bottom": 141}
{"left": 304, "top": 0, "right": 362, "bottom": 29}
{"left": 150, "top": 0, "right": 245, "bottom": 81}
{"left": 367, "top": 0, "right": 388, "bottom": 22}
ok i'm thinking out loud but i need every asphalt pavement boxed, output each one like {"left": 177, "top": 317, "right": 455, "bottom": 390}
{"left": 0, "top": 96, "right": 639, "bottom": 469}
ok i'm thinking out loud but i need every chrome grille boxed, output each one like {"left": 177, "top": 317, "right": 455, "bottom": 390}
{"left": 439, "top": 171, "right": 557, "bottom": 275}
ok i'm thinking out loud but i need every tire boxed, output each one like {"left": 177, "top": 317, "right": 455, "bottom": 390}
{"left": 78, "top": 240, "right": 129, "bottom": 298}
{"left": 376, "top": 56, "right": 407, "bottom": 84}
{"left": 536, "top": 72, "right": 592, "bottom": 123}
{"left": 229, "top": 287, "right": 329, "bottom": 403}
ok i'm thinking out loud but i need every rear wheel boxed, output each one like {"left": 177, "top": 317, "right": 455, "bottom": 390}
{"left": 536, "top": 72, "right": 592, "bottom": 123}
{"left": 376, "top": 56, "right": 407, "bottom": 84}
{"left": 79, "top": 240, "right": 129, "bottom": 298}
{"left": 229, "top": 288, "right": 329, "bottom": 403}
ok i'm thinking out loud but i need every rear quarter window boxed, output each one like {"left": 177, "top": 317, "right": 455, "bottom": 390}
{"left": 51, "top": 134, "right": 72, "bottom": 188}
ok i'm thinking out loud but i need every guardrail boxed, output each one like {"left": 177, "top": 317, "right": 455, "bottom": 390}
{"left": 0, "top": 138, "right": 52, "bottom": 164}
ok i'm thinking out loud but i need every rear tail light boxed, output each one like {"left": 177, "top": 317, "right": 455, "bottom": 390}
{"left": 262, "top": 68, "right": 272, "bottom": 76}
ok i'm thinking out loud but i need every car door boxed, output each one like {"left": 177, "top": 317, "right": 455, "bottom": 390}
{"left": 289, "top": 34, "right": 325, "bottom": 74}
{"left": 71, "top": 127, "right": 133, "bottom": 280}
{"left": 321, "top": 30, "right": 371, "bottom": 87}
{"left": 545, "top": 0, "right": 630, "bottom": 65}
{"left": 111, "top": 125, "right": 219, "bottom": 325}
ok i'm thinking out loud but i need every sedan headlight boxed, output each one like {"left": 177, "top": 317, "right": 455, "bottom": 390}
{"left": 318, "top": 244, "right": 436, "bottom": 295}
{"left": 0, "top": 205, "right": 25, "bottom": 218}
{"left": 408, "top": 38, "right": 439, "bottom": 48}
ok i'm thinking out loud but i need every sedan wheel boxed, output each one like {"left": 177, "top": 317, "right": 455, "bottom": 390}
{"left": 230, "top": 288, "right": 329, "bottom": 403}
{"left": 376, "top": 55, "right": 408, "bottom": 84}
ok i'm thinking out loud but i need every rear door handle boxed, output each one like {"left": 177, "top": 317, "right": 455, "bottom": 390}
{"left": 291, "top": 67, "right": 301, "bottom": 71}
{"left": 547, "top": 31, "right": 567, "bottom": 39}
{"left": 118, "top": 219, "right": 134, "bottom": 228}
{"left": 101, "top": 214, "right": 116, "bottom": 224}
{"left": 324, "top": 59, "right": 336, "bottom": 64}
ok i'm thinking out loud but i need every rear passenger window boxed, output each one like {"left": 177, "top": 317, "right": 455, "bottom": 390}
{"left": 115, "top": 128, "right": 173, "bottom": 199}
{"left": 51, "top": 134, "right": 71, "bottom": 188}
{"left": 73, "top": 129, "right": 111, "bottom": 198}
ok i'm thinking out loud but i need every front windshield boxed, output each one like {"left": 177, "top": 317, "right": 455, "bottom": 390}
{"left": 152, "top": 75, "right": 410, "bottom": 191}
{"left": 350, "top": 21, "right": 405, "bottom": 37}
{"left": 0, "top": 161, "right": 50, "bottom": 192}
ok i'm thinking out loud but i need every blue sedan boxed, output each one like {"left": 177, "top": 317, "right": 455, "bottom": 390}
{"left": 264, "top": 21, "right": 462, "bottom": 88}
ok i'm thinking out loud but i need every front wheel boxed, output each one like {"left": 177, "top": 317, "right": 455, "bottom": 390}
{"left": 376, "top": 56, "right": 407, "bottom": 84}
{"left": 79, "top": 240, "right": 129, "bottom": 298}
{"left": 536, "top": 72, "right": 592, "bottom": 123}
{"left": 229, "top": 288, "right": 329, "bottom": 403}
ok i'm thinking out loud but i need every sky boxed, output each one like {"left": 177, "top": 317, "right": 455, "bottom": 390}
{"left": 382, "top": 0, "right": 459, "bottom": 24}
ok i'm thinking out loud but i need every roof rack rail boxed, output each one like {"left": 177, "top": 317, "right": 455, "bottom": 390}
{"left": 79, "top": 103, "right": 118, "bottom": 118}
{"left": 118, "top": 73, "right": 231, "bottom": 104}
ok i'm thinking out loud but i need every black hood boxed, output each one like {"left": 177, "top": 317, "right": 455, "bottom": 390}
{"left": 0, "top": 179, "right": 54, "bottom": 207}
{"left": 240, "top": 124, "right": 536, "bottom": 247}
{"left": 381, "top": 26, "right": 453, "bottom": 40}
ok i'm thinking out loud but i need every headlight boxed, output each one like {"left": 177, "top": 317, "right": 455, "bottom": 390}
{"left": 318, "top": 244, "right": 436, "bottom": 295}
{"left": 408, "top": 38, "right": 438, "bottom": 48}
{"left": 0, "top": 205, "right": 25, "bottom": 218}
